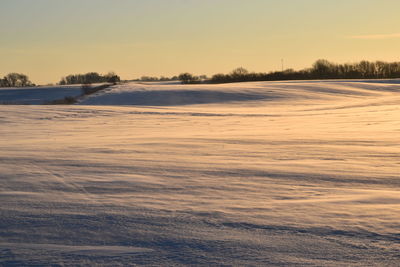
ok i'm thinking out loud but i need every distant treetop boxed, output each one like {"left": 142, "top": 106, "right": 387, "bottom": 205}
{"left": 59, "top": 72, "right": 121, "bottom": 85}
{"left": 0, "top": 73, "right": 35, "bottom": 88}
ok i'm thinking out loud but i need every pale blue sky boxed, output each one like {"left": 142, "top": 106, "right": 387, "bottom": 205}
{"left": 1, "top": 0, "right": 399, "bottom": 84}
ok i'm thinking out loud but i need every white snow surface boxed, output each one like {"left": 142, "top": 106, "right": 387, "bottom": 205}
{"left": 1, "top": 80, "right": 400, "bottom": 265}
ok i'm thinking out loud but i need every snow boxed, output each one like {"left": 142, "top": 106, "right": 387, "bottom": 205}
{"left": 1, "top": 80, "right": 400, "bottom": 265}
{"left": 0, "top": 85, "right": 84, "bottom": 104}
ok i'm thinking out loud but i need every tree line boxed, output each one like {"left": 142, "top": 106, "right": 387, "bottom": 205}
{"left": 2, "top": 60, "right": 400, "bottom": 87}
{"left": 138, "top": 76, "right": 179, "bottom": 82}
{"left": 135, "top": 75, "right": 208, "bottom": 82}
{"left": 0, "top": 72, "right": 121, "bottom": 88}
{"left": 178, "top": 60, "right": 400, "bottom": 84}
{"left": 0, "top": 73, "right": 35, "bottom": 87}
{"left": 59, "top": 72, "right": 120, "bottom": 85}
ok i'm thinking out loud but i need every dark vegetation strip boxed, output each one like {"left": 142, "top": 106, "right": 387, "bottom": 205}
{"left": 178, "top": 60, "right": 400, "bottom": 84}
{"left": 46, "top": 83, "right": 113, "bottom": 105}
{"left": 1, "top": 59, "right": 400, "bottom": 88}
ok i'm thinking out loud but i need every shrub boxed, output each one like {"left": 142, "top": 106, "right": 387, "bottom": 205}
{"left": 81, "top": 83, "right": 93, "bottom": 95}
{"left": 81, "top": 83, "right": 112, "bottom": 96}
{"left": 46, "top": 96, "right": 77, "bottom": 105}
{"left": 178, "top": 73, "right": 200, "bottom": 84}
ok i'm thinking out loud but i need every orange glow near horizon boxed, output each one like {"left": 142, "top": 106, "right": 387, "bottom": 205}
{"left": 1, "top": 0, "right": 400, "bottom": 84}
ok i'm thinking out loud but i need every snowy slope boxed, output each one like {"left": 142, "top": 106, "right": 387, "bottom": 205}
{"left": 1, "top": 80, "right": 400, "bottom": 265}
{"left": 0, "top": 85, "right": 83, "bottom": 104}
{"left": 79, "top": 80, "right": 400, "bottom": 109}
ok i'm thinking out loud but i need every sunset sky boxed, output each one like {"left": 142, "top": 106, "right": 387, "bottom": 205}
{"left": 1, "top": 0, "right": 400, "bottom": 84}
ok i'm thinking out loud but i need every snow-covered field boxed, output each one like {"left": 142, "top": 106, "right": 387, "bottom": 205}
{"left": 1, "top": 80, "right": 399, "bottom": 265}
{"left": 0, "top": 85, "right": 84, "bottom": 105}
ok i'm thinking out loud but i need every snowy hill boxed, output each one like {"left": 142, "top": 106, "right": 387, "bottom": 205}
{"left": 79, "top": 80, "right": 400, "bottom": 107}
{"left": 1, "top": 80, "right": 400, "bottom": 265}
{"left": 0, "top": 85, "right": 83, "bottom": 104}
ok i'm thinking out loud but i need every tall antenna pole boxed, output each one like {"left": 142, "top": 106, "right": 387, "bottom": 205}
{"left": 281, "top": 59, "right": 284, "bottom": 72}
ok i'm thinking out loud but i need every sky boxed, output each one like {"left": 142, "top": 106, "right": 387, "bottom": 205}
{"left": 1, "top": 0, "right": 400, "bottom": 84}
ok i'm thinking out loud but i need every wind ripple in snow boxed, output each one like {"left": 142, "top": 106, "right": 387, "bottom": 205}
{"left": 1, "top": 80, "right": 400, "bottom": 265}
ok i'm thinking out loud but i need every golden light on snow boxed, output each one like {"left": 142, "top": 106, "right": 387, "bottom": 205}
{"left": 1, "top": 1, "right": 400, "bottom": 84}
